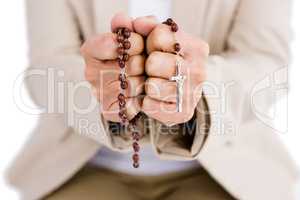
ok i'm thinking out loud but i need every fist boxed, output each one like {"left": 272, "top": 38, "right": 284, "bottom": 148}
{"left": 138, "top": 19, "right": 209, "bottom": 126}
{"left": 81, "top": 13, "right": 145, "bottom": 122}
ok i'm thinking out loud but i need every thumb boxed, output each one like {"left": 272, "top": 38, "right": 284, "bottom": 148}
{"left": 111, "top": 12, "right": 134, "bottom": 32}
{"left": 133, "top": 15, "right": 159, "bottom": 36}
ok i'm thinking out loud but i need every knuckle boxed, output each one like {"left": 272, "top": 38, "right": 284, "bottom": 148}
{"left": 144, "top": 78, "right": 152, "bottom": 94}
{"left": 145, "top": 78, "right": 163, "bottom": 98}
{"left": 94, "top": 33, "right": 114, "bottom": 50}
{"left": 146, "top": 52, "right": 160, "bottom": 72}
{"left": 128, "top": 55, "right": 145, "bottom": 75}
{"left": 80, "top": 33, "right": 114, "bottom": 59}
{"left": 153, "top": 24, "right": 166, "bottom": 36}
{"left": 142, "top": 96, "right": 152, "bottom": 109}
{"left": 129, "top": 54, "right": 144, "bottom": 65}
{"left": 135, "top": 76, "right": 146, "bottom": 93}
{"left": 145, "top": 78, "right": 158, "bottom": 93}
{"left": 167, "top": 82, "right": 177, "bottom": 94}
{"left": 101, "top": 34, "right": 114, "bottom": 47}
{"left": 131, "top": 33, "right": 144, "bottom": 46}
{"left": 149, "top": 25, "right": 165, "bottom": 47}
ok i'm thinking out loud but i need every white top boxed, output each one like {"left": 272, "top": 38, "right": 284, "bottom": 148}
{"left": 90, "top": 0, "right": 200, "bottom": 175}
{"left": 129, "top": 0, "right": 172, "bottom": 22}
{"left": 90, "top": 144, "right": 200, "bottom": 176}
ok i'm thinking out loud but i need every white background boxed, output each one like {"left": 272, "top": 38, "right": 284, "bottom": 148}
{"left": 0, "top": 1, "right": 300, "bottom": 199}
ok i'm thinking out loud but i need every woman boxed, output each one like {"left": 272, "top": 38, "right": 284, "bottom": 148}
{"left": 6, "top": 0, "right": 299, "bottom": 199}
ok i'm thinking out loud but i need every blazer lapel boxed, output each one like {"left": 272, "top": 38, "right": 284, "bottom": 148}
{"left": 93, "top": 0, "right": 128, "bottom": 33}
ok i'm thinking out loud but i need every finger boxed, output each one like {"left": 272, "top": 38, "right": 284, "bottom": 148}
{"left": 145, "top": 77, "right": 177, "bottom": 103}
{"left": 106, "top": 76, "right": 145, "bottom": 97}
{"left": 145, "top": 51, "right": 206, "bottom": 82}
{"left": 111, "top": 12, "right": 133, "bottom": 32}
{"left": 81, "top": 32, "right": 144, "bottom": 60}
{"left": 95, "top": 76, "right": 145, "bottom": 109}
{"left": 145, "top": 51, "right": 179, "bottom": 79}
{"left": 142, "top": 96, "right": 193, "bottom": 126}
{"left": 146, "top": 24, "right": 179, "bottom": 54}
{"left": 102, "top": 54, "right": 145, "bottom": 77}
{"left": 86, "top": 55, "right": 145, "bottom": 86}
{"left": 103, "top": 97, "right": 142, "bottom": 122}
{"left": 146, "top": 24, "right": 209, "bottom": 58}
{"left": 133, "top": 15, "right": 159, "bottom": 36}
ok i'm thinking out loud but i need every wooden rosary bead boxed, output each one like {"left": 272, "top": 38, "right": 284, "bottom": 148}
{"left": 118, "top": 93, "right": 125, "bottom": 102}
{"left": 118, "top": 74, "right": 126, "bottom": 82}
{"left": 119, "top": 100, "right": 126, "bottom": 108}
{"left": 174, "top": 43, "right": 181, "bottom": 52}
{"left": 121, "top": 114, "right": 128, "bottom": 122}
{"left": 117, "top": 35, "right": 124, "bottom": 43}
{"left": 122, "top": 53, "right": 129, "bottom": 61}
{"left": 120, "top": 80, "right": 128, "bottom": 89}
{"left": 132, "top": 132, "right": 140, "bottom": 141}
{"left": 117, "top": 54, "right": 124, "bottom": 60}
{"left": 117, "top": 47, "right": 125, "bottom": 55}
{"left": 123, "top": 41, "right": 131, "bottom": 49}
{"left": 171, "top": 23, "right": 178, "bottom": 32}
{"left": 133, "top": 142, "right": 140, "bottom": 152}
{"left": 132, "top": 153, "right": 139, "bottom": 162}
{"left": 116, "top": 27, "right": 123, "bottom": 35}
{"left": 166, "top": 18, "right": 173, "bottom": 25}
{"left": 133, "top": 162, "right": 139, "bottom": 168}
{"left": 123, "top": 28, "right": 131, "bottom": 38}
{"left": 118, "top": 59, "right": 125, "bottom": 68}
{"left": 118, "top": 110, "right": 125, "bottom": 117}
{"left": 119, "top": 113, "right": 127, "bottom": 123}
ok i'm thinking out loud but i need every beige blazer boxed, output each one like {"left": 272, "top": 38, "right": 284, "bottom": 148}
{"left": 6, "top": 0, "right": 300, "bottom": 199}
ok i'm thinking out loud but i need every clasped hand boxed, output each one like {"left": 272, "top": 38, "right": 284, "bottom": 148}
{"left": 81, "top": 13, "right": 209, "bottom": 126}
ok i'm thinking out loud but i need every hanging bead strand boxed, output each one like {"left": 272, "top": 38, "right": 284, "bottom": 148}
{"left": 115, "top": 27, "right": 141, "bottom": 168}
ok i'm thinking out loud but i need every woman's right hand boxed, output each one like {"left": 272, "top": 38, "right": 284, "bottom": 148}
{"left": 80, "top": 13, "right": 145, "bottom": 122}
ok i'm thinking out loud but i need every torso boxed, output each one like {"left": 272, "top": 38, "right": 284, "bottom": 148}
{"left": 89, "top": 0, "right": 201, "bottom": 175}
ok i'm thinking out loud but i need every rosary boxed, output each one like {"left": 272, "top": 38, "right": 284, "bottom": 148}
{"left": 114, "top": 18, "right": 185, "bottom": 168}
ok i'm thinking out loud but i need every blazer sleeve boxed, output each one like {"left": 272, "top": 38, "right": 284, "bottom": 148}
{"left": 152, "top": 0, "right": 291, "bottom": 159}
{"left": 25, "top": 0, "right": 132, "bottom": 149}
